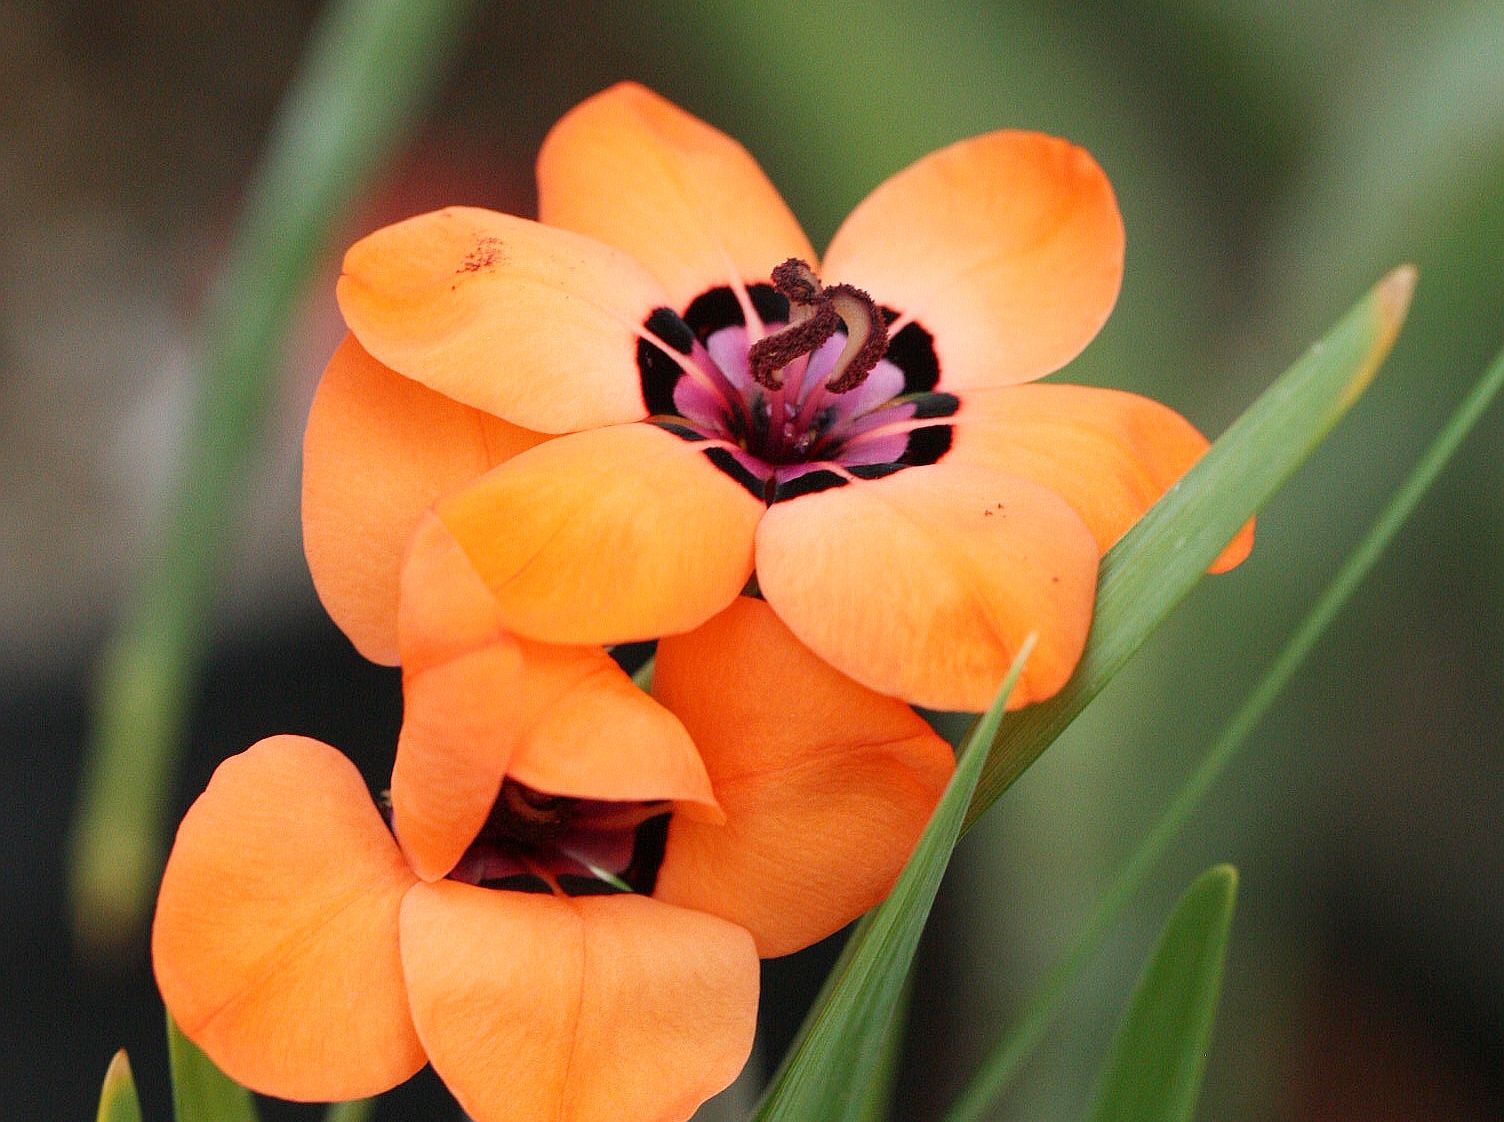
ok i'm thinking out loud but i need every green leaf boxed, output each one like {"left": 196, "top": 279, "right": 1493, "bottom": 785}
{"left": 1085, "top": 866, "right": 1239, "bottom": 1122}
{"left": 751, "top": 638, "right": 1036, "bottom": 1122}
{"left": 964, "top": 265, "right": 1416, "bottom": 831}
{"left": 68, "top": 0, "right": 477, "bottom": 958}
{"left": 96, "top": 1050, "right": 143, "bottom": 1122}
{"left": 942, "top": 333, "right": 1504, "bottom": 1122}
{"left": 167, "top": 1012, "right": 259, "bottom": 1122}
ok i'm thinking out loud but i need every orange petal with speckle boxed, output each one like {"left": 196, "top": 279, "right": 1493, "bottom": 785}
{"left": 337, "top": 206, "right": 671, "bottom": 434}
{"left": 951, "top": 383, "right": 1254, "bottom": 570}
{"left": 756, "top": 463, "right": 1099, "bottom": 711}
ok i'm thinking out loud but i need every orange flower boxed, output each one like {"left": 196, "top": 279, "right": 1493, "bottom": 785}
{"left": 152, "top": 526, "right": 953, "bottom": 1121}
{"left": 305, "top": 82, "right": 1252, "bottom": 712}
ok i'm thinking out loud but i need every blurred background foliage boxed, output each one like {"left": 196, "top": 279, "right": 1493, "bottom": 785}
{"left": 2, "top": 1, "right": 1500, "bottom": 1118}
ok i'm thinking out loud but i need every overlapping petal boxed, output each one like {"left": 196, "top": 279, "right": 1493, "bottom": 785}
{"left": 756, "top": 464, "right": 1100, "bottom": 711}
{"left": 950, "top": 383, "right": 1255, "bottom": 570}
{"left": 652, "top": 598, "right": 954, "bottom": 957}
{"left": 434, "top": 423, "right": 763, "bottom": 645}
{"left": 400, "top": 883, "right": 759, "bottom": 1122}
{"left": 539, "top": 81, "right": 815, "bottom": 315}
{"left": 152, "top": 736, "right": 424, "bottom": 1101}
{"left": 302, "top": 334, "right": 548, "bottom": 664}
{"left": 393, "top": 512, "right": 717, "bottom": 882}
{"left": 336, "top": 206, "right": 671, "bottom": 433}
{"left": 822, "top": 130, "right": 1123, "bottom": 391}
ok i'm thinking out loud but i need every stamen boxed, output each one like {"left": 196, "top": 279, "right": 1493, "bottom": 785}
{"left": 746, "top": 258, "right": 889, "bottom": 393}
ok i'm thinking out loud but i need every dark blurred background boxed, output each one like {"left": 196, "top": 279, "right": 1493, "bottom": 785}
{"left": 3, "top": 1, "right": 1501, "bottom": 1119}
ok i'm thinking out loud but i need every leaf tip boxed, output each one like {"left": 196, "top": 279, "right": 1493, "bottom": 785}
{"left": 1377, "top": 264, "right": 1418, "bottom": 334}
{"left": 103, "top": 1048, "right": 134, "bottom": 1088}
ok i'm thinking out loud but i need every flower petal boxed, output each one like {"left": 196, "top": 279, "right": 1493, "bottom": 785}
{"left": 822, "top": 130, "right": 1123, "bottom": 391}
{"left": 950, "top": 384, "right": 1254, "bottom": 571}
{"left": 435, "top": 422, "right": 763, "bottom": 644}
{"left": 152, "top": 736, "right": 423, "bottom": 1101}
{"left": 336, "top": 206, "right": 673, "bottom": 433}
{"left": 756, "top": 463, "right": 1099, "bottom": 711}
{"left": 302, "top": 334, "right": 548, "bottom": 664}
{"left": 394, "top": 513, "right": 718, "bottom": 881}
{"left": 652, "top": 598, "right": 954, "bottom": 957}
{"left": 400, "top": 882, "right": 759, "bottom": 1122}
{"left": 538, "top": 82, "right": 815, "bottom": 313}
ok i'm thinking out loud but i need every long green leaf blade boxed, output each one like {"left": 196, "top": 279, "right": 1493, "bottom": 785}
{"left": 168, "top": 1012, "right": 259, "bottom": 1122}
{"left": 1085, "top": 865, "right": 1239, "bottom": 1122}
{"left": 964, "top": 265, "right": 1415, "bottom": 831}
{"left": 943, "top": 331, "right": 1504, "bottom": 1122}
{"left": 752, "top": 638, "right": 1036, "bottom": 1122}
{"left": 69, "top": 0, "right": 476, "bottom": 956}
{"left": 96, "top": 1050, "right": 144, "bottom": 1122}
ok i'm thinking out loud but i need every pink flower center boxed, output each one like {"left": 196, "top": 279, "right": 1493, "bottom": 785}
{"left": 638, "top": 260, "right": 957, "bottom": 503}
{"left": 446, "top": 779, "right": 671, "bottom": 897}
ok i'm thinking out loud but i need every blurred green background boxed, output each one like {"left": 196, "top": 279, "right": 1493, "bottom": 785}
{"left": 2, "top": 1, "right": 1500, "bottom": 1118}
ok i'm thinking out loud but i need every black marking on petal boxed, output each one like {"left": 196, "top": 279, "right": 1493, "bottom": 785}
{"left": 683, "top": 284, "right": 791, "bottom": 344}
{"left": 558, "top": 874, "right": 629, "bottom": 897}
{"left": 848, "top": 462, "right": 908, "bottom": 481}
{"left": 882, "top": 311, "right": 940, "bottom": 393}
{"left": 478, "top": 873, "right": 552, "bottom": 894}
{"left": 651, "top": 419, "right": 708, "bottom": 442}
{"left": 639, "top": 346, "right": 683, "bottom": 416}
{"left": 703, "top": 447, "right": 766, "bottom": 500}
{"left": 771, "top": 469, "right": 849, "bottom": 503}
{"left": 622, "top": 812, "right": 671, "bottom": 895}
{"left": 749, "top": 282, "right": 791, "bottom": 326}
{"left": 646, "top": 307, "right": 695, "bottom": 354}
{"left": 907, "top": 392, "right": 960, "bottom": 420}
{"left": 683, "top": 287, "right": 745, "bottom": 342}
{"left": 900, "top": 423, "right": 954, "bottom": 466}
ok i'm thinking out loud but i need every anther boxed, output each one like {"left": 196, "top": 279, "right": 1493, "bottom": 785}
{"left": 746, "top": 258, "right": 889, "bottom": 393}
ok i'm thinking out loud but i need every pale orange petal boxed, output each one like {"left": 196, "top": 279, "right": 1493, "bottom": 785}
{"left": 822, "top": 130, "right": 1123, "bottom": 390}
{"left": 435, "top": 423, "right": 763, "bottom": 645}
{"left": 400, "top": 882, "right": 759, "bottom": 1122}
{"left": 336, "top": 206, "right": 671, "bottom": 433}
{"left": 303, "top": 334, "right": 547, "bottom": 664}
{"left": 950, "top": 383, "right": 1254, "bottom": 570}
{"left": 756, "top": 464, "right": 1099, "bottom": 711}
{"left": 152, "top": 736, "right": 423, "bottom": 1101}
{"left": 393, "top": 514, "right": 718, "bottom": 881}
{"left": 539, "top": 82, "right": 815, "bottom": 313}
{"left": 652, "top": 598, "right": 954, "bottom": 957}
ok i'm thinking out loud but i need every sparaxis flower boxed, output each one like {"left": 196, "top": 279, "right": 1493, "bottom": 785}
{"left": 152, "top": 536, "right": 954, "bottom": 1121}
{"left": 304, "top": 82, "right": 1252, "bottom": 712}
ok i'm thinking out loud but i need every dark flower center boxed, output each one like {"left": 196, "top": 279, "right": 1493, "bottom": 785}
{"left": 637, "top": 260, "right": 957, "bottom": 503}
{"left": 446, "top": 779, "right": 671, "bottom": 897}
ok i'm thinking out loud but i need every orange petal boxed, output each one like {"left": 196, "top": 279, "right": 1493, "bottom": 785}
{"left": 336, "top": 206, "right": 671, "bottom": 433}
{"left": 303, "top": 334, "right": 548, "bottom": 664}
{"left": 393, "top": 513, "right": 718, "bottom": 881}
{"left": 400, "top": 881, "right": 759, "bottom": 1122}
{"left": 538, "top": 82, "right": 815, "bottom": 313}
{"left": 755, "top": 463, "right": 1099, "bottom": 711}
{"left": 822, "top": 130, "right": 1123, "bottom": 391}
{"left": 950, "top": 384, "right": 1254, "bottom": 571}
{"left": 652, "top": 598, "right": 954, "bottom": 957}
{"left": 435, "top": 422, "right": 763, "bottom": 645}
{"left": 152, "top": 736, "right": 423, "bottom": 1101}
